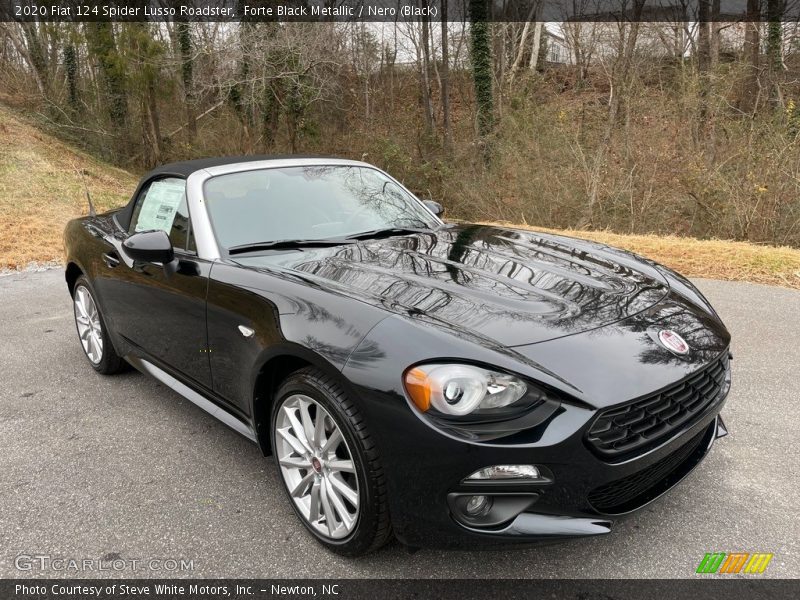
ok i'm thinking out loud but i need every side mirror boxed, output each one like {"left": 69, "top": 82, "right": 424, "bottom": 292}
{"left": 423, "top": 200, "right": 444, "bottom": 217}
{"left": 123, "top": 230, "right": 174, "bottom": 264}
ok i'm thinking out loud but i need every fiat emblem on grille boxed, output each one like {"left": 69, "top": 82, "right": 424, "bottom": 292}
{"left": 658, "top": 330, "right": 689, "bottom": 355}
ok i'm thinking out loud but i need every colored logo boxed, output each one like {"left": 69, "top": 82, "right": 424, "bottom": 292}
{"left": 696, "top": 552, "right": 774, "bottom": 574}
{"left": 658, "top": 329, "right": 689, "bottom": 355}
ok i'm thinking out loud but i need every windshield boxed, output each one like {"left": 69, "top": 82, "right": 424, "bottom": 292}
{"left": 203, "top": 165, "right": 440, "bottom": 250}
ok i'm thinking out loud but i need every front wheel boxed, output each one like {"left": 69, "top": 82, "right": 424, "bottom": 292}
{"left": 72, "top": 276, "right": 126, "bottom": 375}
{"left": 271, "top": 368, "right": 392, "bottom": 556}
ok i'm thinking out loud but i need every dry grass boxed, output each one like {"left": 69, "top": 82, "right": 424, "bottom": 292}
{"left": 483, "top": 222, "right": 800, "bottom": 290}
{"left": 1, "top": 105, "right": 798, "bottom": 289}
{"left": 0, "top": 105, "right": 137, "bottom": 269}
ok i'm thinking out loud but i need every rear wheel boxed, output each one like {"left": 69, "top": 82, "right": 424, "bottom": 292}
{"left": 72, "top": 276, "right": 125, "bottom": 374}
{"left": 271, "top": 368, "right": 392, "bottom": 556}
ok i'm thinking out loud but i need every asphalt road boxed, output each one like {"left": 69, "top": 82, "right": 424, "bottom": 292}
{"left": 1, "top": 270, "right": 797, "bottom": 579}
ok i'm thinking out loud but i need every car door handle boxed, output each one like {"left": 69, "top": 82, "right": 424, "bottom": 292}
{"left": 102, "top": 252, "right": 120, "bottom": 268}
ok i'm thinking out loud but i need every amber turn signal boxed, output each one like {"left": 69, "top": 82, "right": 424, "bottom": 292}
{"left": 404, "top": 367, "right": 431, "bottom": 412}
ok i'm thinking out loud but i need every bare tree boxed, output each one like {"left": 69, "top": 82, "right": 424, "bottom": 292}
{"left": 508, "top": 1, "right": 539, "bottom": 85}
{"left": 740, "top": 0, "right": 761, "bottom": 114}
{"left": 175, "top": 20, "right": 196, "bottom": 141}
{"left": 441, "top": 0, "right": 452, "bottom": 151}
{"left": 420, "top": 7, "right": 435, "bottom": 134}
{"left": 470, "top": 0, "right": 493, "bottom": 139}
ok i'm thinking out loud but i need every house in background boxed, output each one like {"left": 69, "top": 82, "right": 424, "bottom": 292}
{"left": 544, "top": 25, "right": 574, "bottom": 64}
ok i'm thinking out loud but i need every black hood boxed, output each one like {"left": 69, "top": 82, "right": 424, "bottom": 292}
{"left": 233, "top": 224, "right": 671, "bottom": 347}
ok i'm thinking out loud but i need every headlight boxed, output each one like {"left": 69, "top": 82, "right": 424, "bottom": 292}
{"left": 404, "top": 364, "right": 528, "bottom": 416}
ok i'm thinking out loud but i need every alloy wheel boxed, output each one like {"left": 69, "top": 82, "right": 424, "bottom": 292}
{"left": 275, "top": 394, "right": 360, "bottom": 539}
{"left": 74, "top": 286, "right": 103, "bottom": 364}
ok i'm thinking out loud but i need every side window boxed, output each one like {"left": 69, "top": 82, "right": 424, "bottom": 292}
{"left": 129, "top": 177, "right": 196, "bottom": 253}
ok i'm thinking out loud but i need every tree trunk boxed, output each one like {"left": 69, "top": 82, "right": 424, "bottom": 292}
{"left": 85, "top": 22, "right": 128, "bottom": 145}
{"left": 228, "top": 23, "right": 254, "bottom": 152}
{"left": 694, "top": 0, "right": 719, "bottom": 165}
{"left": 697, "top": 0, "right": 714, "bottom": 148}
{"left": 176, "top": 20, "right": 196, "bottom": 142}
{"left": 470, "top": 0, "right": 493, "bottom": 139}
{"left": 420, "top": 9, "right": 435, "bottom": 133}
{"left": 740, "top": 0, "right": 761, "bottom": 114}
{"left": 63, "top": 44, "right": 80, "bottom": 112}
{"left": 529, "top": 21, "right": 543, "bottom": 71}
{"left": 18, "top": 23, "right": 50, "bottom": 98}
{"left": 766, "top": 0, "right": 784, "bottom": 109}
{"left": 710, "top": 0, "right": 721, "bottom": 68}
{"left": 261, "top": 86, "right": 280, "bottom": 152}
{"left": 146, "top": 77, "right": 162, "bottom": 165}
{"left": 362, "top": 22, "right": 371, "bottom": 121}
{"left": 616, "top": 5, "right": 643, "bottom": 148}
{"left": 440, "top": 0, "right": 452, "bottom": 151}
{"left": 508, "top": 2, "right": 538, "bottom": 85}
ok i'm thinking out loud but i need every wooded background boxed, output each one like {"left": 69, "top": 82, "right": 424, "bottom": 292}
{"left": 2, "top": 1, "right": 800, "bottom": 247}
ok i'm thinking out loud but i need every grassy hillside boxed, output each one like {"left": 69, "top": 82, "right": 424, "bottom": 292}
{"left": 1, "top": 104, "right": 798, "bottom": 289}
{"left": 0, "top": 105, "right": 137, "bottom": 269}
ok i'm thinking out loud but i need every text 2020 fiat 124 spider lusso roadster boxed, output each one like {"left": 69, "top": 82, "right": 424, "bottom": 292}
{"left": 64, "top": 156, "right": 731, "bottom": 556}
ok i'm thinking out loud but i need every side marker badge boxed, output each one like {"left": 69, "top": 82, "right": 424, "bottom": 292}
{"left": 238, "top": 325, "right": 255, "bottom": 338}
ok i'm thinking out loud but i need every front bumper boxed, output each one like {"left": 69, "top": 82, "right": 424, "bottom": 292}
{"left": 352, "top": 383, "right": 729, "bottom": 549}
{"left": 453, "top": 415, "right": 726, "bottom": 543}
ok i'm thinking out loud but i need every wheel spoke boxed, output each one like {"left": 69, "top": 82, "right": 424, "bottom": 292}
{"left": 285, "top": 407, "right": 313, "bottom": 453}
{"left": 313, "top": 408, "right": 326, "bottom": 448}
{"left": 290, "top": 471, "right": 315, "bottom": 498}
{"left": 325, "top": 478, "right": 355, "bottom": 530}
{"left": 327, "top": 459, "right": 355, "bottom": 473}
{"left": 319, "top": 476, "right": 338, "bottom": 536}
{"left": 75, "top": 291, "right": 89, "bottom": 319}
{"left": 298, "top": 400, "right": 316, "bottom": 448}
{"left": 276, "top": 426, "right": 308, "bottom": 457}
{"left": 279, "top": 455, "right": 311, "bottom": 469}
{"left": 321, "top": 428, "right": 341, "bottom": 455}
{"left": 328, "top": 472, "right": 358, "bottom": 506}
{"left": 308, "top": 480, "right": 321, "bottom": 522}
{"left": 92, "top": 332, "right": 103, "bottom": 358}
{"left": 87, "top": 333, "right": 99, "bottom": 361}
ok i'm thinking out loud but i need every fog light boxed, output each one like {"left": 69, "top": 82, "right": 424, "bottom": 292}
{"left": 465, "top": 465, "right": 541, "bottom": 481}
{"left": 464, "top": 495, "right": 492, "bottom": 516}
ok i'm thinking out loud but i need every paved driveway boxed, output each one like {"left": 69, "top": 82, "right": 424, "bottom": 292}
{"left": 0, "top": 270, "right": 797, "bottom": 578}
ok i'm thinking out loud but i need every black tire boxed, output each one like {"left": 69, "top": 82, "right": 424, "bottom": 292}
{"left": 72, "top": 276, "right": 126, "bottom": 375}
{"left": 271, "top": 367, "right": 392, "bottom": 556}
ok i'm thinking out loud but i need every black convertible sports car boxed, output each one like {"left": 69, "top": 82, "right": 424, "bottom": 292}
{"left": 64, "top": 156, "right": 731, "bottom": 556}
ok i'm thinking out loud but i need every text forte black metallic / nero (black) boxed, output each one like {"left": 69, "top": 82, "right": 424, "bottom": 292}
{"left": 63, "top": 156, "right": 731, "bottom": 556}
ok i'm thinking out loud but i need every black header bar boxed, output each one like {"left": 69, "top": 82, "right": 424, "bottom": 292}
{"left": 2, "top": 0, "right": 800, "bottom": 23}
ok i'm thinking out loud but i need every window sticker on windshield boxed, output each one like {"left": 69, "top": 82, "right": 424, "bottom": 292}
{"left": 135, "top": 181, "right": 185, "bottom": 233}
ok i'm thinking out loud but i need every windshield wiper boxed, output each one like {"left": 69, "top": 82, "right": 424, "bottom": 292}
{"left": 228, "top": 238, "right": 353, "bottom": 254}
{"left": 228, "top": 227, "right": 430, "bottom": 254}
{"left": 344, "top": 227, "right": 428, "bottom": 241}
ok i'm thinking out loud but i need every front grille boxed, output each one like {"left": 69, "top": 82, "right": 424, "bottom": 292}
{"left": 587, "top": 427, "right": 707, "bottom": 513}
{"left": 586, "top": 353, "right": 729, "bottom": 458}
